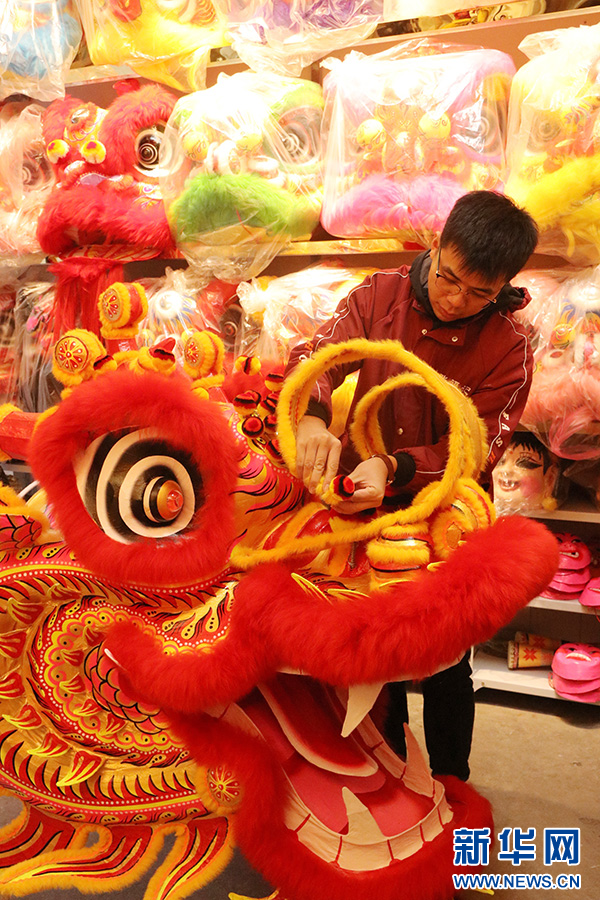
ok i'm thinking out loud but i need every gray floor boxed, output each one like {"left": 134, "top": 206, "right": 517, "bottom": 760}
{"left": 0, "top": 688, "right": 598, "bottom": 900}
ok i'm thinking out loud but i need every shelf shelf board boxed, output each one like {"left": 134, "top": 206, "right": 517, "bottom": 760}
{"left": 280, "top": 238, "right": 412, "bottom": 256}
{"left": 472, "top": 650, "right": 599, "bottom": 704}
{"left": 527, "top": 497, "right": 600, "bottom": 524}
{"left": 528, "top": 595, "right": 598, "bottom": 615}
{"left": 65, "top": 64, "right": 136, "bottom": 86}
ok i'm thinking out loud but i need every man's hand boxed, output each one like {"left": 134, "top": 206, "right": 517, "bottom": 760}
{"left": 333, "top": 455, "right": 395, "bottom": 515}
{"left": 295, "top": 415, "right": 341, "bottom": 494}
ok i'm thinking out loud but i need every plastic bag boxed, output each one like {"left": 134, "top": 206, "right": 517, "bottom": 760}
{"left": 236, "top": 263, "right": 374, "bottom": 361}
{"left": 0, "top": 275, "right": 18, "bottom": 403}
{"left": 562, "top": 458, "right": 600, "bottom": 510}
{"left": 492, "top": 430, "right": 566, "bottom": 516}
{"left": 319, "top": 39, "right": 515, "bottom": 244}
{"left": 0, "top": 100, "right": 54, "bottom": 266}
{"left": 6, "top": 279, "right": 61, "bottom": 413}
{"left": 0, "top": 0, "right": 83, "bottom": 102}
{"left": 137, "top": 268, "right": 241, "bottom": 362}
{"left": 505, "top": 23, "right": 600, "bottom": 265}
{"left": 518, "top": 264, "right": 600, "bottom": 460}
{"left": 407, "top": 1, "right": 546, "bottom": 33}
{"left": 212, "top": 0, "right": 383, "bottom": 76}
{"left": 76, "top": 0, "right": 226, "bottom": 93}
{"left": 161, "top": 71, "right": 324, "bottom": 282}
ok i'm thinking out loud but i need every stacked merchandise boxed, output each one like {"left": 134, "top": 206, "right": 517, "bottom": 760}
{"left": 551, "top": 642, "right": 600, "bottom": 702}
{"left": 539, "top": 532, "right": 592, "bottom": 602}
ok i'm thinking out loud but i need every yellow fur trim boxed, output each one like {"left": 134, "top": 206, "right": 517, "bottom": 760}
{"left": 239, "top": 338, "right": 489, "bottom": 569}
{"left": 99, "top": 282, "right": 147, "bottom": 338}
{"left": 195, "top": 764, "right": 243, "bottom": 816}
{"left": 330, "top": 372, "right": 358, "bottom": 438}
{"left": 52, "top": 330, "right": 110, "bottom": 387}
{"left": 507, "top": 154, "right": 600, "bottom": 228}
{"left": 184, "top": 331, "right": 225, "bottom": 379}
{"left": 113, "top": 349, "right": 140, "bottom": 366}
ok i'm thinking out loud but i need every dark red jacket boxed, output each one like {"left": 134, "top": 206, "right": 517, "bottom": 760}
{"left": 286, "top": 256, "right": 533, "bottom": 494}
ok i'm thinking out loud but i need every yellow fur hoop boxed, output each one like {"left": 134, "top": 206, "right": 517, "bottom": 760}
{"left": 230, "top": 338, "right": 490, "bottom": 569}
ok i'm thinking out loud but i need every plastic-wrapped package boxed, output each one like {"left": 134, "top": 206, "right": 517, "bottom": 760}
{"left": 518, "top": 265, "right": 600, "bottom": 460}
{"left": 492, "top": 430, "right": 565, "bottom": 516}
{"left": 563, "top": 458, "right": 600, "bottom": 510}
{"left": 76, "top": 0, "right": 226, "bottom": 93}
{"left": 6, "top": 279, "right": 61, "bottom": 413}
{"left": 236, "top": 263, "right": 374, "bottom": 362}
{"left": 161, "top": 72, "right": 324, "bottom": 281}
{"left": 211, "top": 0, "right": 383, "bottom": 76}
{"left": 504, "top": 23, "right": 600, "bottom": 265}
{"left": 0, "top": 276, "right": 18, "bottom": 403}
{"left": 0, "top": 100, "right": 54, "bottom": 266}
{"left": 0, "top": 0, "right": 83, "bottom": 102}
{"left": 407, "top": 2, "right": 546, "bottom": 32}
{"left": 319, "top": 40, "right": 515, "bottom": 244}
{"left": 138, "top": 268, "right": 241, "bottom": 360}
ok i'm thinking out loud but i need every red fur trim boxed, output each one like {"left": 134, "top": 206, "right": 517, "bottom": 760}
{"left": 98, "top": 84, "right": 177, "bottom": 177}
{"left": 37, "top": 85, "right": 177, "bottom": 256}
{"left": 167, "top": 714, "right": 492, "bottom": 900}
{"left": 105, "top": 516, "right": 558, "bottom": 713}
{"left": 38, "top": 185, "right": 174, "bottom": 256}
{"left": 49, "top": 258, "right": 124, "bottom": 336}
{"left": 28, "top": 370, "right": 240, "bottom": 587}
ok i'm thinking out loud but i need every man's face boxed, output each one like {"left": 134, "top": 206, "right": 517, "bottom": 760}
{"left": 426, "top": 236, "right": 507, "bottom": 322}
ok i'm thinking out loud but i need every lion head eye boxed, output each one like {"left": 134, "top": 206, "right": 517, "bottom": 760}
{"left": 75, "top": 428, "right": 203, "bottom": 543}
{"left": 135, "top": 124, "right": 172, "bottom": 177}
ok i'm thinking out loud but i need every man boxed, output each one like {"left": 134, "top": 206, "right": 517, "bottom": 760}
{"left": 284, "top": 190, "right": 539, "bottom": 781}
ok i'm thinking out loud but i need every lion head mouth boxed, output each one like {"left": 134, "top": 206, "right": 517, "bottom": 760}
{"left": 207, "top": 671, "right": 452, "bottom": 873}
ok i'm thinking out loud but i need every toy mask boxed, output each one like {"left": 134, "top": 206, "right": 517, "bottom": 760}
{"left": 555, "top": 532, "right": 592, "bottom": 570}
{"left": 492, "top": 432, "right": 560, "bottom": 514}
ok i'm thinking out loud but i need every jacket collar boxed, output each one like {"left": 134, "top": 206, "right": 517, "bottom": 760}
{"left": 409, "top": 249, "right": 531, "bottom": 327}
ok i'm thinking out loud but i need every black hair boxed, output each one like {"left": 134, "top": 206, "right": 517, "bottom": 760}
{"left": 511, "top": 431, "right": 553, "bottom": 473}
{"left": 440, "top": 191, "right": 539, "bottom": 283}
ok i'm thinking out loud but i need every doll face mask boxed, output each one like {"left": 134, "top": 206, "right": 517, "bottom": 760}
{"left": 493, "top": 437, "right": 558, "bottom": 513}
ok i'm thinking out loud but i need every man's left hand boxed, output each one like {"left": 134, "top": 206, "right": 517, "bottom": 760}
{"left": 332, "top": 456, "right": 393, "bottom": 515}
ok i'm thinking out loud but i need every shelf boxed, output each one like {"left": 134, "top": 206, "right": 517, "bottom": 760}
{"left": 528, "top": 595, "right": 599, "bottom": 615}
{"left": 472, "top": 649, "right": 599, "bottom": 704}
{"left": 65, "top": 64, "right": 136, "bottom": 86}
{"left": 320, "top": 6, "right": 600, "bottom": 72}
{"left": 527, "top": 496, "right": 600, "bottom": 524}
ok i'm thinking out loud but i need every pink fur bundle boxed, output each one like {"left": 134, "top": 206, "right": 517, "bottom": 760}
{"left": 321, "top": 173, "right": 464, "bottom": 242}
